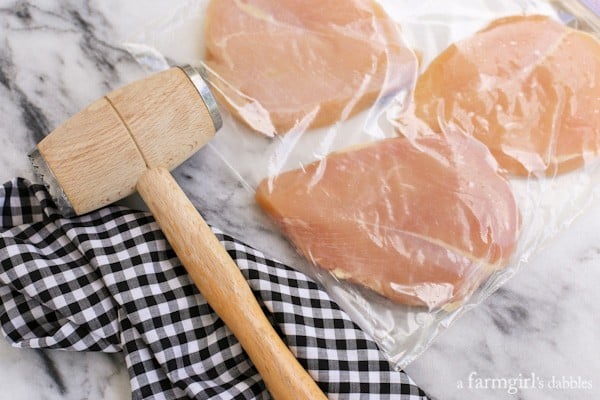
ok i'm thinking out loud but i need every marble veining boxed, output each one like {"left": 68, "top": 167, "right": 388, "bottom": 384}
{"left": 0, "top": 1, "right": 599, "bottom": 399}
{"left": 405, "top": 204, "right": 600, "bottom": 400}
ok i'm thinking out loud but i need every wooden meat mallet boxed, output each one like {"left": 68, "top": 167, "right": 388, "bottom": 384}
{"left": 29, "top": 66, "right": 327, "bottom": 400}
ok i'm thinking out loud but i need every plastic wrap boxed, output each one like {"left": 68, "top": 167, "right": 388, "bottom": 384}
{"left": 125, "top": 0, "right": 600, "bottom": 369}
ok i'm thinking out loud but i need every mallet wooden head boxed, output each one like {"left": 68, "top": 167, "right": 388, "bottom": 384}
{"left": 30, "top": 66, "right": 221, "bottom": 216}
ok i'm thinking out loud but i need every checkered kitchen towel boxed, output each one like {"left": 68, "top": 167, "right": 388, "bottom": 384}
{"left": 0, "top": 178, "right": 429, "bottom": 399}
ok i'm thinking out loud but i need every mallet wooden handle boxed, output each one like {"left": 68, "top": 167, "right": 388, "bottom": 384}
{"left": 33, "top": 67, "right": 326, "bottom": 398}
{"left": 137, "top": 167, "right": 327, "bottom": 400}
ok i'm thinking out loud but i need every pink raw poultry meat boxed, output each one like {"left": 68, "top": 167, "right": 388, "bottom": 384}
{"left": 256, "top": 130, "right": 520, "bottom": 308}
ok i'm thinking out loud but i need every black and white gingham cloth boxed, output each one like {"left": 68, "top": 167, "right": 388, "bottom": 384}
{"left": 0, "top": 178, "right": 429, "bottom": 399}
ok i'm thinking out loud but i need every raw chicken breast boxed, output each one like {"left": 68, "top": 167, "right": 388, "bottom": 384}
{"left": 204, "top": 0, "right": 418, "bottom": 135}
{"left": 414, "top": 15, "right": 600, "bottom": 176}
{"left": 256, "top": 129, "right": 520, "bottom": 309}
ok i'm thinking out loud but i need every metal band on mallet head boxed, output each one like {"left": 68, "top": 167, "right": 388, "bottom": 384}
{"left": 28, "top": 65, "right": 219, "bottom": 217}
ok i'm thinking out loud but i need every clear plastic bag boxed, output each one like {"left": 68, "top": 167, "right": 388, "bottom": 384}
{"left": 124, "top": 0, "right": 600, "bottom": 369}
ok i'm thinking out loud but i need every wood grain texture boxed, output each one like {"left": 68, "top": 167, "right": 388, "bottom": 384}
{"left": 37, "top": 97, "right": 146, "bottom": 215}
{"left": 37, "top": 66, "right": 324, "bottom": 398}
{"left": 107, "top": 67, "right": 215, "bottom": 170}
{"left": 36, "top": 67, "right": 214, "bottom": 215}
{"left": 136, "top": 168, "right": 327, "bottom": 400}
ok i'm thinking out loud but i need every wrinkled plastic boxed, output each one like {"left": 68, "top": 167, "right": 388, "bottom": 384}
{"left": 413, "top": 14, "right": 600, "bottom": 176}
{"left": 203, "top": 0, "right": 418, "bottom": 137}
{"left": 125, "top": 0, "right": 600, "bottom": 369}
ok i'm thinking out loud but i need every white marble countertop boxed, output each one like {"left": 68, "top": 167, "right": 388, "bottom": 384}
{"left": 0, "top": 1, "right": 598, "bottom": 399}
